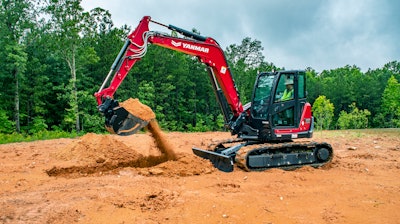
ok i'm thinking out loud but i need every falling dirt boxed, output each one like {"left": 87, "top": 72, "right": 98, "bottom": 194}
{"left": 146, "top": 120, "right": 177, "bottom": 161}
{"left": 119, "top": 97, "right": 176, "bottom": 160}
{"left": 0, "top": 129, "right": 399, "bottom": 223}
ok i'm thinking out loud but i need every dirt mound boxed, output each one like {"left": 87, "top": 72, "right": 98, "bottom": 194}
{"left": 52, "top": 133, "right": 140, "bottom": 164}
{"left": 47, "top": 98, "right": 182, "bottom": 177}
{"left": 47, "top": 133, "right": 174, "bottom": 177}
{"left": 46, "top": 131, "right": 211, "bottom": 177}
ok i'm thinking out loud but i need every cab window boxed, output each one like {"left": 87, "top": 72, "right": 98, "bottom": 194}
{"left": 298, "top": 72, "right": 305, "bottom": 99}
{"left": 274, "top": 74, "right": 294, "bottom": 102}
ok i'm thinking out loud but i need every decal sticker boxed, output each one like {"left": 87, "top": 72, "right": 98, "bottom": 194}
{"left": 182, "top": 43, "right": 209, "bottom": 53}
{"left": 171, "top": 40, "right": 182, "bottom": 47}
{"left": 220, "top": 66, "right": 227, "bottom": 74}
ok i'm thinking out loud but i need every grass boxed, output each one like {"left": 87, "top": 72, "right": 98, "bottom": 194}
{"left": 0, "top": 130, "right": 83, "bottom": 145}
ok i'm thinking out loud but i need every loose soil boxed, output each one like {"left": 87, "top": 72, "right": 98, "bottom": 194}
{"left": 0, "top": 129, "right": 399, "bottom": 223}
{"left": 119, "top": 98, "right": 155, "bottom": 121}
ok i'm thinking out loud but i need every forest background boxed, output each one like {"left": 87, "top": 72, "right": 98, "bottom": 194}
{"left": 0, "top": 0, "right": 399, "bottom": 142}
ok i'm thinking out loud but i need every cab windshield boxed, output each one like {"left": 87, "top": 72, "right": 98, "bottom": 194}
{"left": 254, "top": 74, "right": 274, "bottom": 101}
{"left": 252, "top": 74, "right": 274, "bottom": 117}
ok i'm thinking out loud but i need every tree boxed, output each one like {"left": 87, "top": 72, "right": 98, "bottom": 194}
{"left": 305, "top": 68, "right": 322, "bottom": 104}
{"left": 225, "top": 37, "right": 265, "bottom": 69}
{"left": 0, "top": 110, "right": 14, "bottom": 134}
{"left": 312, "top": 95, "right": 334, "bottom": 130}
{"left": 44, "top": 0, "right": 99, "bottom": 132}
{"left": 225, "top": 37, "right": 276, "bottom": 102}
{"left": 4, "top": 44, "right": 27, "bottom": 133}
{"left": 318, "top": 65, "right": 363, "bottom": 117}
{"left": 379, "top": 75, "right": 400, "bottom": 127}
{"left": 0, "top": 0, "right": 34, "bottom": 133}
{"left": 337, "top": 103, "right": 371, "bottom": 129}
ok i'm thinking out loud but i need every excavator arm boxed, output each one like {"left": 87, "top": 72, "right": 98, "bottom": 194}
{"left": 95, "top": 16, "right": 244, "bottom": 135}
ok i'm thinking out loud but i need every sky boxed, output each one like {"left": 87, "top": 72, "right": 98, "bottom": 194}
{"left": 81, "top": 0, "right": 400, "bottom": 72}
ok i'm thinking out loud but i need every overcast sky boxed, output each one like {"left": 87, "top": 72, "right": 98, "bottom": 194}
{"left": 81, "top": 0, "right": 399, "bottom": 72}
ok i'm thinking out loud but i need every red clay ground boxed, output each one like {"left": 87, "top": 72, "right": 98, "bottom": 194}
{"left": 0, "top": 129, "right": 399, "bottom": 224}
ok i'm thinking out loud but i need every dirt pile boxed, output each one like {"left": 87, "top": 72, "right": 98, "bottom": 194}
{"left": 46, "top": 98, "right": 185, "bottom": 177}
{"left": 47, "top": 132, "right": 214, "bottom": 177}
{"left": 52, "top": 133, "right": 140, "bottom": 164}
{"left": 47, "top": 133, "right": 161, "bottom": 177}
{"left": 136, "top": 153, "right": 215, "bottom": 177}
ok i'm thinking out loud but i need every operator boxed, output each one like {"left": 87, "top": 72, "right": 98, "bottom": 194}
{"left": 280, "top": 79, "right": 294, "bottom": 101}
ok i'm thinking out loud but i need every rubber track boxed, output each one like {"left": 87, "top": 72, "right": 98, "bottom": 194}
{"left": 235, "top": 141, "right": 333, "bottom": 171}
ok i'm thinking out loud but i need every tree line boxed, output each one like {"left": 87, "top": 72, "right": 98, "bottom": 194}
{"left": 0, "top": 0, "right": 399, "bottom": 137}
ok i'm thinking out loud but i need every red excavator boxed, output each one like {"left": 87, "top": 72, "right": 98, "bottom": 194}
{"left": 94, "top": 16, "right": 333, "bottom": 172}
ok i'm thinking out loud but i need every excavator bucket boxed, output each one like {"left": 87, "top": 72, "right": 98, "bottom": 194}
{"left": 99, "top": 98, "right": 155, "bottom": 136}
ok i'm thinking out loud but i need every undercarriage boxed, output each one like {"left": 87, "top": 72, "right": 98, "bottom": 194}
{"left": 193, "top": 138, "right": 333, "bottom": 172}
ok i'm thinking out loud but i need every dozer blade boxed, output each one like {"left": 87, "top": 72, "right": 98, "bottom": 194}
{"left": 192, "top": 147, "right": 234, "bottom": 172}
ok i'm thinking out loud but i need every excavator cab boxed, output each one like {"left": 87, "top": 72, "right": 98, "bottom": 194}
{"left": 249, "top": 70, "right": 313, "bottom": 141}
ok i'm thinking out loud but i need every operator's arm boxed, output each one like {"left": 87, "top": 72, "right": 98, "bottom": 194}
{"left": 280, "top": 89, "right": 294, "bottom": 101}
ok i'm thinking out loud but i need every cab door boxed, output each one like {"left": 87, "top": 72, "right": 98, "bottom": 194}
{"left": 271, "top": 71, "right": 306, "bottom": 128}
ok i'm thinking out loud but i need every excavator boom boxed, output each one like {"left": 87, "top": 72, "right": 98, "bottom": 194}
{"left": 95, "top": 16, "right": 243, "bottom": 136}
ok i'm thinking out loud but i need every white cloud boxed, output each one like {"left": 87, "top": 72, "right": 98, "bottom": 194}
{"left": 81, "top": 0, "right": 400, "bottom": 72}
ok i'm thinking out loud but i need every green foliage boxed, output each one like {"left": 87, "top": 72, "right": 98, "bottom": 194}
{"left": 0, "top": 110, "right": 15, "bottom": 134}
{"left": 312, "top": 95, "right": 334, "bottom": 130}
{"left": 186, "top": 113, "right": 207, "bottom": 132}
{"left": 337, "top": 103, "right": 371, "bottom": 129}
{"left": 56, "top": 79, "right": 78, "bottom": 131}
{"left": 376, "top": 75, "right": 400, "bottom": 127}
{"left": 0, "top": 130, "right": 80, "bottom": 145}
{"left": 225, "top": 37, "right": 276, "bottom": 102}
{"left": 81, "top": 113, "right": 104, "bottom": 133}
{"left": 29, "top": 116, "right": 48, "bottom": 134}
{"left": 318, "top": 65, "right": 363, "bottom": 116}
{"left": 137, "top": 81, "right": 156, "bottom": 108}
{"left": 215, "top": 114, "right": 225, "bottom": 130}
